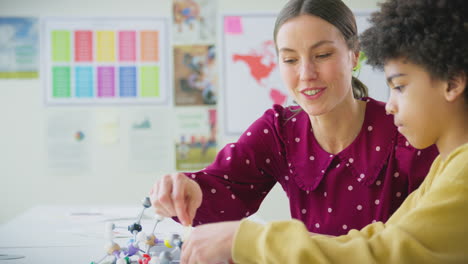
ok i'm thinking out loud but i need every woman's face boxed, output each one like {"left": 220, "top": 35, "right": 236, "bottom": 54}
{"left": 276, "top": 14, "right": 358, "bottom": 116}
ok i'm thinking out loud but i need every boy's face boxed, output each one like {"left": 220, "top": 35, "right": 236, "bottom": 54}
{"left": 384, "top": 58, "right": 447, "bottom": 149}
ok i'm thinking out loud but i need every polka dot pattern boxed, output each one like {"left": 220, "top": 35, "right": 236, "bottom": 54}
{"left": 189, "top": 99, "right": 437, "bottom": 236}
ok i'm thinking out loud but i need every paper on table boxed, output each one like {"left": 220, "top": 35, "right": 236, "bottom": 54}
{"left": 0, "top": 205, "right": 184, "bottom": 248}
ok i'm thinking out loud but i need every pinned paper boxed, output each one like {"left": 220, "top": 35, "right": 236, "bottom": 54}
{"left": 96, "top": 111, "right": 120, "bottom": 144}
{"left": 224, "top": 16, "right": 243, "bottom": 34}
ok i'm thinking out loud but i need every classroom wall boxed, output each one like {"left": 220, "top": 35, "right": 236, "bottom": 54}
{"left": 0, "top": 0, "right": 380, "bottom": 224}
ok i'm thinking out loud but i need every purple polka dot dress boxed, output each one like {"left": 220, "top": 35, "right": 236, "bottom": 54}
{"left": 185, "top": 98, "right": 438, "bottom": 236}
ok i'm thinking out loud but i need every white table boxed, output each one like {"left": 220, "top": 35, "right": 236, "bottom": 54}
{"left": 0, "top": 205, "right": 185, "bottom": 264}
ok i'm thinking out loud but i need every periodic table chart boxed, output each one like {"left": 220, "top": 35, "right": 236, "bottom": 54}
{"left": 43, "top": 17, "right": 169, "bottom": 105}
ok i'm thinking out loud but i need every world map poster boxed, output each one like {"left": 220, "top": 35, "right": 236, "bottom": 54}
{"left": 222, "top": 14, "right": 288, "bottom": 136}
{"left": 221, "top": 12, "right": 387, "bottom": 136}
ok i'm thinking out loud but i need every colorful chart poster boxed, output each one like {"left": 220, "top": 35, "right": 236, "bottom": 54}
{"left": 172, "top": 0, "right": 216, "bottom": 44}
{"left": 0, "top": 17, "right": 39, "bottom": 79}
{"left": 221, "top": 12, "right": 387, "bottom": 135}
{"left": 43, "top": 17, "right": 169, "bottom": 105}
{"left": 175, "top": 108, "right": 217, "bottom": 171}
{"left": 173, "top": 45, "right": 217, "bottom": 106}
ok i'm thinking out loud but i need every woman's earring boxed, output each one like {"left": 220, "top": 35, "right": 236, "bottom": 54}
{"left": 352, "top": 66, "right": 360, "bottom": 77}
{"left": 353, "top": 52, "right": 367, "bottom": 77}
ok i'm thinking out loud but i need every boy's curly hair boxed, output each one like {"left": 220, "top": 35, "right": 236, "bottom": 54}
{"left": 360, "top": 0, "right": 468, "bottom": 101}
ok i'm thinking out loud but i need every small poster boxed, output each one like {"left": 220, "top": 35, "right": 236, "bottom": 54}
{"left": 172, "top": 0, "right": 217, "bottom": 44}
{"left": 175, "top": 108, "right": 217, "bottom": 171}
{"left": 0, "top": 17, "right": 39, "bottom": 79}
{"left": 129, "top": 110, "right": 173, "bottom": 173}
{"left": 173, "top": 45, "right": 217, "bottom": 106}
{"left": 46, "top": 111, "right": 92, "bottom": 175}
{"left": 43, "top": 17, "right": 169, "bottom": 105}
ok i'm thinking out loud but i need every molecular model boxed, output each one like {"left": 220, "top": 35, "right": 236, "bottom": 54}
{"left": 90, "top": 197, "right": 186, "bottom": 264}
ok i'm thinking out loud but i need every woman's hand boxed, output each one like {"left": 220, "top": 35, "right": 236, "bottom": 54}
{"left": 150, "top": 173, "right": 202, "bottom": 226}
{"left": 181, "top": 221, "right": 241, "bottom": 264}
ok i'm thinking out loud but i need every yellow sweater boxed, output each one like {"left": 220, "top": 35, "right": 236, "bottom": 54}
{"left": 233, "top": 143, "right": 468, "bottom": 264}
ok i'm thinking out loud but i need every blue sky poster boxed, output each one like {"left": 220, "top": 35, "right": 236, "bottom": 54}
{"left": 0, "top": 17, "right": 39, "bottom": 79}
